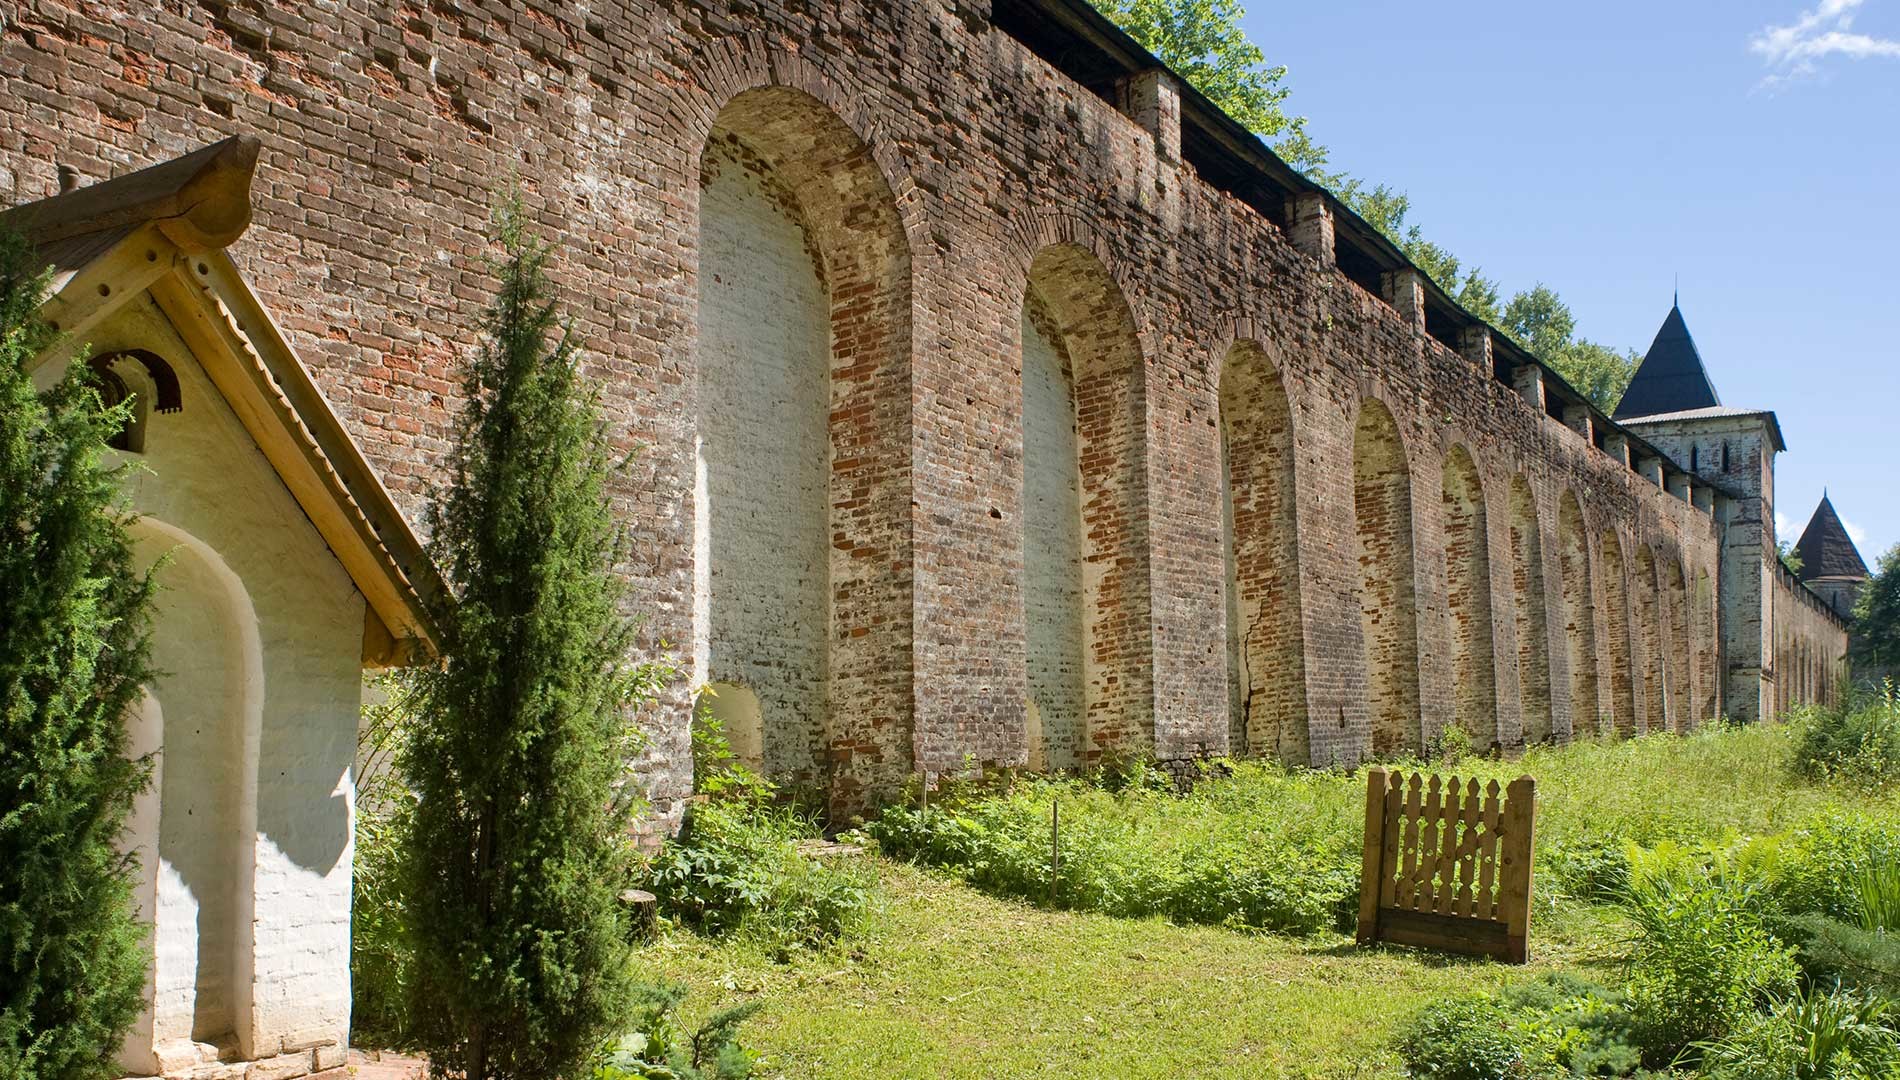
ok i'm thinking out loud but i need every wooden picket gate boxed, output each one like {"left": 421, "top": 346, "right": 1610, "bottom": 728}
{"left": 1355, "top": 768, "right": 1536, "bottom": 964}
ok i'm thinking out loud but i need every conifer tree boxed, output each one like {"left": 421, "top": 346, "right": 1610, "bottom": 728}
{"left": 400, "top": 207, "right": 655, "bottom": 1079}
{"left": 0, "top": 231, "right": 156, "bottom": 1077}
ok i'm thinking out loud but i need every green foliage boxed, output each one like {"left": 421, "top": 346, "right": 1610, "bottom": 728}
{"left": 1499, "top": 286, "right": 1639, "bottom": 413}
{"left": 1619, "top": 847, "right": 1800, "bottom": 1064}
{"left": 1396, "top": 994, "right": 1541, "bottom": 1080}
{"left": 1540, "top": 836, "right": 1633, "bottom": 904}
{"left": 1094, "top": 0, "right": 1327, "bottom": 173}
{"left": 1852, "top": 546, "right": 1900, "bottom": 676}
{"left": 656, "top": 691, "right": 871, "bottom": 952}
{"left": 1792, "top": 686, "right": 1900, "bottom": 794}
{"left": 351, "top": 677, "right": 420, "bottom": 1050}
{"left": 398, "top": 205, "right": 673, "bottom": 1079}
{"left": 1761, "top": 814, "right": 1900, "bottom": 924}
{"left": 595, "top": 982, "right": 759, "bottom": 1080}
{"left": 690, "top": 690, "right": 775, "bottom": 804}
{"left": 868, "top": 762, "right": 1361, "bottom": 935}
{"left": 1781, "top": 539, "right": 1807, "bottom": 577}
{"left": 1394, "top": 975, "right": 1643, "bottom": 1080}
{"left": 646, "top": 799, "right": 873, "bottom": 954}
{"left": 0, "top": 230, "right": 157, "bottom": 1079}
{"left": 1855, "top": 863, "right": 1900, "bottom": 934}
{"left": 1697, "top": 987, "right": 1900, "bottom": 1080}
{"left": 1789, "top": 915, "right": 1900, "bottom": 999}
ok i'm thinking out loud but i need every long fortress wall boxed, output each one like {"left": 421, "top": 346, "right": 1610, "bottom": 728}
{"left": 1, "top": 0, "right": 1726, "bottom": 816}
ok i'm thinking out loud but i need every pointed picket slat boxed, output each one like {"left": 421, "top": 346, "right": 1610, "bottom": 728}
{"left": 1456, "top": 777, "right": 1482, "bottom": 917}
{"left": 1380, "top": 775, "right": 1403, "bottom": 908}
{"left": 1432, "top": 776, "right": 1462, "bottom": 914}
{"left": 1478, "top": 778, "right": 1502, "bottom": 919}
{"left": 1400, "top": 773, "right": 1423, "bottom": 909}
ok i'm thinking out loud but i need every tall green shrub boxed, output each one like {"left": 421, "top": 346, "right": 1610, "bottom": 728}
{"left": 0, "top": 230, "right": 156, "bottom": 1077}
{"left": 400, "top": 207, "right": 667, "bottom": 1079}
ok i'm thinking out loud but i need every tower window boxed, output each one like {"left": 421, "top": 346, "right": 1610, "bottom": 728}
{"left": 1690, "top": 445, "right": 1699, "bottom": 472}
{"left": 1721, "top": 441, "right": 1731, "bottom": 472}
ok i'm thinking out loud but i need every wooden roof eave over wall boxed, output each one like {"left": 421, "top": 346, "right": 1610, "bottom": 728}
{"left": 26, "top": 226, "right": 441, "bottom": 666}
{"left": 146, "top": 255, "right": 443, "bottom": 665}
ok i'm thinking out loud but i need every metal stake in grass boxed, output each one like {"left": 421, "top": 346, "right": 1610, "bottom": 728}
{"left": 1050, "top": 798, "right": 1061, "bottom": 908}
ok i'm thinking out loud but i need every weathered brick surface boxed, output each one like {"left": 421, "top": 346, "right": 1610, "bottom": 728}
{"left": 4, "top": 0, "right": 1758, "bottom": 812}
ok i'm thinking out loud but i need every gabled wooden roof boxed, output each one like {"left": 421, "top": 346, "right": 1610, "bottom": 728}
{"left": 5, "top": 137, "right": 443, "bottom": 665}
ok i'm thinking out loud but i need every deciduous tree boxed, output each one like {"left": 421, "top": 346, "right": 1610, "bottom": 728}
{"left": 1853, "top": 545, "right": 1900, "bottom": 679}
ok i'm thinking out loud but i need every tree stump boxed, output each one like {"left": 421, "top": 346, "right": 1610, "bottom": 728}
{"left": 621, "top": 888, "right": 658, "bottom": 943}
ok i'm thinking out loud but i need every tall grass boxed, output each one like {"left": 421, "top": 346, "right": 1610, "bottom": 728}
{"left": 1856, "top": 864, "right": 1900, "bottom": 933}
{"left": 1792, "top": 684, "right": 1900, "bottom": 794}
{"left": 869, "top": 724, "right": 1900, "bottom": 940}
{"left": 869, "top": 762, "right": 1363, "bottom": 934}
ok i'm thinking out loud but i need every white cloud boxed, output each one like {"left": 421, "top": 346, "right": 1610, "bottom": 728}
{"left": 1776, "top": 511, "right": 1793, "bottom": 537}
{"left": 1749, "top": 0, "right": 1900, "bottom": 87}
{"left": 1843, "top": 517, "right": 1870, "bottom": 549}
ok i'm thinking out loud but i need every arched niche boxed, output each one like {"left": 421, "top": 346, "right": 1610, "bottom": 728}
{"left": 1508, "top": 477, "right": 1552, "bottom": 744}
{"left": 1219, "top": 342, "right": 1305, "bottom": 760}
{"left": 1634, "top": 544, "right": 1665, "bottom": 735}
{"left": 118, "top": 516, "right": 263, "bottom": 1069}
{"left": 692, "top": 85, "right": 914, "bottom": 807}
{"left": 1665, "top": 558, "right": 1691, "bottom": 731}
{"left": 1557, "top": 492, "right": 1599, "bottom": 735}
{"left": 1352, "top": 397, "right": 1420, "bottom": 757}
{"left": 1439, "top": 445, "right": 1494, "bottom": 746}
{"left": 1601, "top": 531, "right": 1637, "bottom": 737}
{"left": 1019, "top": 243, "right": 1151, "bottom": 767}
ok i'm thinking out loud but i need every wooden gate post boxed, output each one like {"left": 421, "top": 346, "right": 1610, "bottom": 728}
{"left": 1355, "top": 766, "right": 1389, "bottom": 944}
{"left": 1499, "top": 774, "right": 1537, "bottom": 964}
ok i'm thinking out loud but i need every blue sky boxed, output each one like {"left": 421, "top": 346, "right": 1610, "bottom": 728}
{"left": 1238, "top": 0, "right": 1899, "bottom": 563}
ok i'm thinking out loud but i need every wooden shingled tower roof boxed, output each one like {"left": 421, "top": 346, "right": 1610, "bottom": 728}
{"left": 1615, "top": 303, "right": 1723, "bottom": 420}
{"left": 1794, "top": 494, "right": 1870, "bottom": 584}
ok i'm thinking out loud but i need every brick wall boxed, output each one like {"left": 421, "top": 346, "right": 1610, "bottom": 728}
{"left": 0, "top": 0, "right": 1731, "bottom": 813}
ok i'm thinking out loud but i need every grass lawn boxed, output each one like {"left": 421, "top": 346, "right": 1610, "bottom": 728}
{"left": 637, "top": 860, "right": 1568, "bottom": 1079}
{"left": 636, "top": 724, "right": 1895, "bottom": 1078}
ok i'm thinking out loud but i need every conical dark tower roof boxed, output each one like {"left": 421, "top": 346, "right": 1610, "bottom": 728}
{"left": 1614, "top": 303, "right": 1722, "bottom": 419}
{"left": 1794, "top": 494, "right": 1870, "bottom": 583}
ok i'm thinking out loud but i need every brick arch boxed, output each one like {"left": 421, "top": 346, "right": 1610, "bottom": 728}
{"left": 692, "top": 81, "right": 915, "bottom": 813}
{"left": 1218, "top": 340, "right": 1306, "bottom": 760}
{"left": 1507, "top": 475, "right": 1553, "bottom": 744}
{"left": 1664, "top": 555, "right": 1692, "bottom": 732}
{"left": 1633, "top": 543, "right": 1666, "bottom": 735}
{"left": 1351, "top": 395, "right": 1421, "bottom": 757}
{"left": 1556, "top": 490, "right": 1601, "bottom": 736}
{"left": 671, "top": 34, "right": 935, "bottom": 270}
{"left": 1001, "top": 209, "right": 1156, "bottom": 361}
{"left": 1600, "top": 529, "right": 1638, "bottom": 737}
{"left": 1439, "top": 442, "right": 1497, "bottom": 746}
{"left": 1020, "top": 242, "right": 1153, "bottom": 764}
{"left": 1693, "top": 564, "right": 1717, "bottom": 723}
